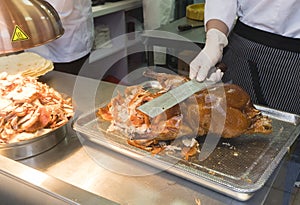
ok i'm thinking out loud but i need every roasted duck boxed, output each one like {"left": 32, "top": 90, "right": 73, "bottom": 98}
{"left": 97, "top": 70, "right": 272, "bottom": 159}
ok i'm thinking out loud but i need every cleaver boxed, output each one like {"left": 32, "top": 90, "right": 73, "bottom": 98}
{"left": 177, "top": 23, "right": 204, "bottom": 31}
{"left": 137, "top": 63, "right": 227, "bottom": 118}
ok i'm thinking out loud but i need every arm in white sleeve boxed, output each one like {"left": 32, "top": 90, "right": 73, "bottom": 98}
{"left": 189, "top": 1, "right": 236, "bottom": 82}
{"left": 45, "top": 0, "right": 74, "bottom": 17}
{"left": 204, "top": 0, "right": 237, "bottom": 32}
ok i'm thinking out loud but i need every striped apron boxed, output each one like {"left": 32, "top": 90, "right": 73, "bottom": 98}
{"left": 222, "top": 20, "right": 300, "bottom": 115}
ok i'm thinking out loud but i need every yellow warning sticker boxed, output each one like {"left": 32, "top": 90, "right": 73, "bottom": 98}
{"left": 11, "top": 25, "right": 30, "bottom": 42}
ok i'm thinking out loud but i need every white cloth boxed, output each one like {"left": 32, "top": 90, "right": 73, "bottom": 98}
{"left": 27, "top": 0, "right": 94, "bottom": 63}
{"left": 205, "top": 0, "right": 300, "bottom": 38}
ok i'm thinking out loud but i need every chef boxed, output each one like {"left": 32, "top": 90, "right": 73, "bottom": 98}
{"left": 189, "top": 0, "right": 300, "bottom": 115}
{"left": 27, "top": 0, "right": 94, "bottom": 75}
{"left": 142, "top": 0, "right": 175, "bottom": 65}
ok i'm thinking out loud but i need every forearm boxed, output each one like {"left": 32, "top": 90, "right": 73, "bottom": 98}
{"left": 204, "top": 0, "right": 237, "bottom": 33}
{"left": 46, "top": 0, "right": 74, "bottom": 15}
{"left": 206, "top": 19, "right": 229, "bottom": 35}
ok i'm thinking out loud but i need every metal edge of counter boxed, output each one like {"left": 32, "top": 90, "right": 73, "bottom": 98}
{"left": 0, "top": 155, "right": 119, "bottom": 205}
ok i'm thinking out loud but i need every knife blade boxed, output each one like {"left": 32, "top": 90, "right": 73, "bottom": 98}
{"left": 137, "top": 63, "right": 227, "bottom": 118}
{"left": 137, "top": 79, "right": 215, "bottom": 118}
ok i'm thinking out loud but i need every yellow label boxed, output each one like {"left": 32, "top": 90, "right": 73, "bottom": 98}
{"left": 11, "top": 25, "right": 30, "bottom": 42}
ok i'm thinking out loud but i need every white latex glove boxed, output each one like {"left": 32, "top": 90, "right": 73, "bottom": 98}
{"left": 206, "top": 68, "right": 224, "bottom": 82}
{"left": 189, "top": 28, "right": 228, "bottom": 82}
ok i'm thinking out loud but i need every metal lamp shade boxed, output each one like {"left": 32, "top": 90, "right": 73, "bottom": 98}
{"left": 0, "top": 0, "right": 64, "bottom": 55}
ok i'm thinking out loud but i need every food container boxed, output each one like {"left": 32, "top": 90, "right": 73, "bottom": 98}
{"left": 186, "top": 3, "right": 205, "bottom": 21}
{"left": 73, "top": 81, "right": 300, "bottom": 201}
{"left": 0, "top": 125, "right": 66, "bottom": 160}
{"left": 74, "top": 105, "right": 300, "bottom": 201}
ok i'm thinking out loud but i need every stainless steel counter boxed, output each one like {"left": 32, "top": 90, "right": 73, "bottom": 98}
{"left": 2, "top": 71, "right": 299, "bottom": 205}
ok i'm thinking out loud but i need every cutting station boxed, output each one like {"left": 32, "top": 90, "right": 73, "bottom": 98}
{"left": 1, "top": 1, "right": 300, "bottom": 205}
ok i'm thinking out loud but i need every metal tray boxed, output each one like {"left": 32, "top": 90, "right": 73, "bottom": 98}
{"left": 0, "top": 125, "right": 66, "bottom": 160}
{"left": 73, "top": 105, "right": 300, "bottom": 201}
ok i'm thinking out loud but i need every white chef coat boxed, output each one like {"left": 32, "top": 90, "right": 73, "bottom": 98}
{"left": 27, "top": 0, "right": 94, "bottom": 63}
{"left": 205, "top": 0, "right": 300, "bottom": 38}
{"left": 142, "top": 0, "right": 175, "bottom": 65}
{"left": 142, "top": 0, "right": 175, "bottom": 30}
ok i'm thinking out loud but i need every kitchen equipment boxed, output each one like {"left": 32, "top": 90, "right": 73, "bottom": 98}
{"left": 0, "top": 0, "right": 64, "bottom": 55}
{"left": 137, "top": 63, "right": 227, "bottom": 118}
{"left": 0, "top": 125, "right": 66, "bottom": 160}
{"left": 178, "top": 23, "right": 204, "bottom": 31}
{"left": 186, "top": 3, "right": 205, "bottom": 21}
{"left": 138, "top": 79, "right": 215, "bottom": 118}
{"left": 74, "top": 103, "right": 300, "bottom": 201}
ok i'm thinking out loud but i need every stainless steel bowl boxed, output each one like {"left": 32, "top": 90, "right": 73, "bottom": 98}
{"left": 0, "top": 125, "right": 67, "bottom": 160}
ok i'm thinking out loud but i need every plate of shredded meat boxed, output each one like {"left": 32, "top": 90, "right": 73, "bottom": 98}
{"left": 74, "top": 70, "right": 300, "bottom": 201}
{"left": 0, "top": 72, "right": 74, "bottom": 159}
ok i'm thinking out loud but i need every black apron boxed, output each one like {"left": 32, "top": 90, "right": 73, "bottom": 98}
{"left": 222, "top": 20, "right": 300, "bottom": 115}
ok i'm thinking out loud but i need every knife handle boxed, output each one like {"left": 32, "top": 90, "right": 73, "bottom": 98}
{"left": 215, "top": 62, "right": 227, "bottom": 72}
{"left": 178, "top": 24, "right": 193, "bottom": 31}
{"left": 178, "top": 24, "right": 204, "bottom": 31}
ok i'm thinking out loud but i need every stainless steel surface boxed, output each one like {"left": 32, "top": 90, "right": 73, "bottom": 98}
{"left": 0, "top": 155, "right": 118, "bottom": 205}
{"left": 0, "top": 125, "right": 66, "bottom": 160}
{"left": 137, "top": 79, "right": 215, "bottom": 118}
{"left": 142, "top": 17, "right": 206, "bottom": 47}
{"left": 0, "top": 0, "right": 64, "bottom": 54}
{"left": 142, "top": 17, "right": 205, "bottom": 67}
{"left": 0, "top": 71, "right": 296, "bottom": 205}
{"left": 74, "top": 103, "right": 300, "bottom": 201}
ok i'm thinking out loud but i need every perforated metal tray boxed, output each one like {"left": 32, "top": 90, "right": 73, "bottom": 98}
{"left": 73, "top": 105, "right": 300, "bottom": 201}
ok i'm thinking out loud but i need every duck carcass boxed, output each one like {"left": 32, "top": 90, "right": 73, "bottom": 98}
{"left": 97, "top": 70, "right": 272, "bottom": 159}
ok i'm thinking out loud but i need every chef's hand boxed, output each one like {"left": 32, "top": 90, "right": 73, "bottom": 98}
{"left": 189, "top": 28, "right": 228, "bottom": 82}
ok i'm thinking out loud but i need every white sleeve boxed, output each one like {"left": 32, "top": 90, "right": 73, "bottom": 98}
{"left": 204, "top": 0, "right": 237, "bottom": 32}
{"left": 45, "top": 0, "right": 74, "bottom": 15}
